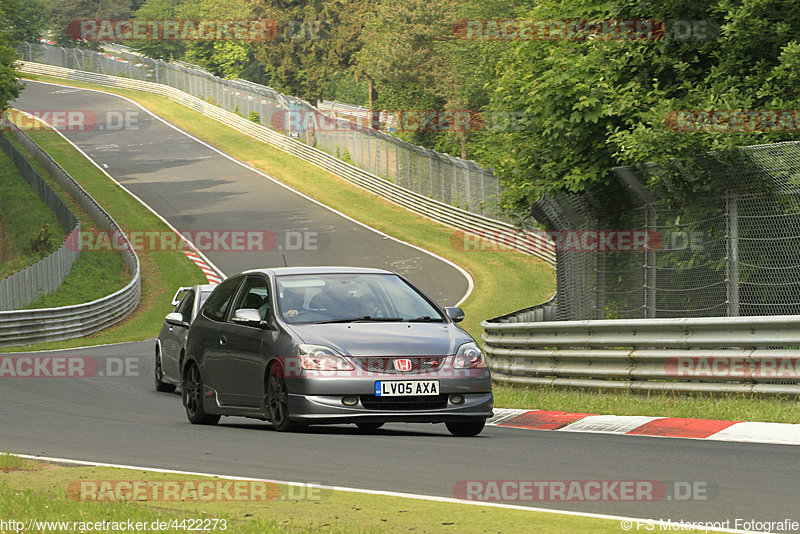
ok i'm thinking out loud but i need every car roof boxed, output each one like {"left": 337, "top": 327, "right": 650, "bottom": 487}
{"left": 240, "top": 266, "right": 395, "bottom": 277}
{"left": 171, "top": 284, "right": 216, "bottom": 305}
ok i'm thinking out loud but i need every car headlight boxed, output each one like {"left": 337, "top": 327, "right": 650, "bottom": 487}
{"left": 453, "top": 342, "right": 486, "bottom": 369}
{"left": 298, "top": 344, "right": 354, "bottom": 371}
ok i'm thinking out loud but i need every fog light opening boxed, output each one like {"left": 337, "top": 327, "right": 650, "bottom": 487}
{"left": 449, "top": 394, "right": 465, "bottom": 405}
{"left": 342, "top": 396, "right": 359, "bottom": 406}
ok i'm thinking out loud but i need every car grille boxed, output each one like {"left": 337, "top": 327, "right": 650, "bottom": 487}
{"left": 353, "top": 356, "right": 445, "bottom": 374}
{"left": 360, "top": 394, "right": 449, "bottom": 411}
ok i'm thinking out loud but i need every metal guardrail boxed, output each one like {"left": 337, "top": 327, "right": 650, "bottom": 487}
{"left": 17, "top": 61, "right": 557, "bottom": 265}
{"left": 20, "top": 42, "right": 507, "bottom": 222}
{"left": 481, "top": 314, "right": 800, "bottom": 395}
{"left": 0, "top": 123, "right": 141, "bottom": 348}
{"left": 488, "top": 294, "right": 557, "bottom": 324}
{"left": 0, "top": 130, "right": 80, "bottom": 310}
{"left": 317, "top": 100, "right": 397, "bottom": 129}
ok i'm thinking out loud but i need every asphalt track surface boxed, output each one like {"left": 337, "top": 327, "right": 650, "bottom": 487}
{"left": 13, "top": 81, "right": 469, "bottom": 306}
{"left": 3, "top": 81, "right": 800, "bottom": 527}
{"left": 2, "top": 343, "right": 799, "bottom": 526}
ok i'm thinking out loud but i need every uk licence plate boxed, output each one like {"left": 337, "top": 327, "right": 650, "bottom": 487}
{"left": 375, "top": 380, "right": 440, "bottom": 397}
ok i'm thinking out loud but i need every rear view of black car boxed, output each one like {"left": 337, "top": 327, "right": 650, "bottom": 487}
{"left": 182, "top": 267, "right": 493, "bottom": 436}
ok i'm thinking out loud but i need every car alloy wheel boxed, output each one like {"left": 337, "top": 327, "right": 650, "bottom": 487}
{"left": 183, "top": 364, "right": 220, "bottom": 425}
{"left": 154, "top": 349, "right": 176, "bottom": 393}
{"left": 266, "top": 365, "right": 297, "bottom": 432}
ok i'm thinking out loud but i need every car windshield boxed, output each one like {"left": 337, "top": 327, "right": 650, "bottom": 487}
{"left": 276, "top": 273, "right": 443, "bottom": 324}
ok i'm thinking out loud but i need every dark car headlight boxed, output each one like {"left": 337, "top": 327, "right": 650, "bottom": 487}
{"left": 452, "top": 342, "right": 486, "bottom": 369}
{"left": 298, "top": 344, "right": 355, "bottom": 371}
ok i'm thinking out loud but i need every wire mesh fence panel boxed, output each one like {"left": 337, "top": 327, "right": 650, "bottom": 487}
{"left": 533, "top": 141, "right": 800, "bottom": 320}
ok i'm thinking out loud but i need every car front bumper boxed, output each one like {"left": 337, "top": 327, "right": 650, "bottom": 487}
{"left": 287, "top": 392, "right": 493, "bottom": 424}
{"left": 284, "top": 371, "right": 493, "bottom": 424}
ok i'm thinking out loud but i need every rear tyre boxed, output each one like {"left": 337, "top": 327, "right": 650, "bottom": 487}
{"left": 183, "top": 363, "right": 220, "bottom": 425}
{"left": 355, "top": 422, "right": 384, "bottom": 432}
{"left": 445, "top": 420, "right": 485, "bottom": 437}
{"left": 155, "top": 348, "right": 176, "bottom": 393}
{"left": 266, "top": 365, "right": 297, "bottom": 432}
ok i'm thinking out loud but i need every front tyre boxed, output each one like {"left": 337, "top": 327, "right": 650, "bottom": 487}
{"left": 183, "top": 363, "right": 220, "bottom": 425}
{"left": 445, "top": 420, "right": 485, "bottom": 437}
{"left": 266, "top": 364, "right": 297, "bottom": 432}
{"left": 155, "top": 348, "right": 176, "bottom": 393}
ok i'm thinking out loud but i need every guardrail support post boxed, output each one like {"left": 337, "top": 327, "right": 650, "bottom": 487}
{"left": 644, "top": 206, "right": 657, "bottom": 318}
{"left": 727, "top": 193, "right": 740, "bottom": 316}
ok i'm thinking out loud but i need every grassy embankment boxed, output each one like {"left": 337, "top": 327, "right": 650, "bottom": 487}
{"left": 0, "top": 453, "right": 679, "bottom": 533}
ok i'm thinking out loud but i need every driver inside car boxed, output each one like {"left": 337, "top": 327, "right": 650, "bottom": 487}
{"left": 281, "top": 288, "right": 304, "bottom": 319}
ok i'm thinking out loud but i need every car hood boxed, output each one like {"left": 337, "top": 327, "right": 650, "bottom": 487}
{"left": 284, "top": 322, "right": 471, "bottom": 356}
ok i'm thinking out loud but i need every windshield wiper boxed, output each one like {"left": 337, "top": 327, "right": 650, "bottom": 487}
{"left": 406, "top": 316, "right": 444, "bottom": 322}
{"left": 316, "top": 316, "right": 404, "bottom": 324}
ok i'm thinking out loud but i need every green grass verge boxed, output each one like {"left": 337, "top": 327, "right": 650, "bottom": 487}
{"left": 17, "top": 74, "right": 556, "bottom": 345}
{"left": 0, "top": 143, "right": 64, "bottom": 280}
{"left": 0, "top": 123, "right": 207, "bottom": 352}
{"left": 493, "top": 384, "right": 800, "bottom": 423}
{"left": 0, "top": 454, "right": 653, "bottom": 533}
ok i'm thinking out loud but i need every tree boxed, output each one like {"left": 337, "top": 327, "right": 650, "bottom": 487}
{"left": 246, "top": 0, "right": 375, "bottom": 104}
{"left": 46, "top": 0, "right": 133, "bottom": 45}
{"left": 130, "top": 0, "right": 186, "bottom": 60}
{"left": 0, "top": 0, "right": 23, "bottom": 112}
{"left": 355, "top": 0, "right": 527, "bottom": 159}
{"left": 478, "top": 0, "right": 800, "bottom": 217}
{"left": 171, "top": 0, "right": 258, "bottom": 79}
{"left": 3, "top": 0, "right": 48, "bottom": 43}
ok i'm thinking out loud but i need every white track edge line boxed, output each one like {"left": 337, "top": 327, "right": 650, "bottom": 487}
{"left": 7, "top": 453, "right": 751, "bottom": 533}
{"left": 23, "top": 79, "right": 474, "bottom": 307}
{"left": 9, "top": 105, "right": 226, "bottom": 283}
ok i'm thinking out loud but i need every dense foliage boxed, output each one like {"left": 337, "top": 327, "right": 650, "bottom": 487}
{"left": 8, "top": 0, "right": 800, "bottom": 217}
{"left": 0, "top": 0, "right": 24, "bottom": 112}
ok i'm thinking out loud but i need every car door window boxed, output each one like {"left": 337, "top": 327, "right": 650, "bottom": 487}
{"left": 203, "top": 277, "right": 242, "bottom": 322}
{"left": 230, "top": 276, "right": 271, "bottom": 321}
{"left": 176, "top": 290, "right": 195, "bottom": 322}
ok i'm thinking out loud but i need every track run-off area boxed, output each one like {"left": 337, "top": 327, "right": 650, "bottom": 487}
{"left": 2, "top": 81, "right": 799, "bottom": 530}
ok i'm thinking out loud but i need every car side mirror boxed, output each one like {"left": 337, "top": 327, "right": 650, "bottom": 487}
{"left": 165, "top": 312, "right": 189, "bottom": 328}
{"left": 231, "top": 308, "right": 265, "bottom": 327}
{"left": 444, "top": 306, "right": 465, "bottom": 323}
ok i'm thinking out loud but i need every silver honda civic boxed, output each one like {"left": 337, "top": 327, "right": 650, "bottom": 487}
{"left": 182, "top": 267, "right": 493, "bottom": 436}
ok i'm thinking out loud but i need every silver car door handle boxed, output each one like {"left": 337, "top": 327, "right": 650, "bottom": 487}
{"left": 219, "top": 336, "right": 227, "bottom": 345}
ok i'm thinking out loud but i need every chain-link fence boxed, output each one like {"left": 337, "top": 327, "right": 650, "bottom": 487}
{"left": 17, "top": 42, "right": 504, "bottom": 219}
{"left": 533, "top": 141, "right": 800, "bottom": 320}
